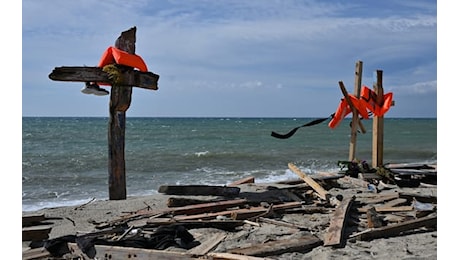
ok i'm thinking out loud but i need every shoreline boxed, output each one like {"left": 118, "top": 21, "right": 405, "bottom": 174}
{"left": 22, "top": 170, "right": 437, "bottom": 260}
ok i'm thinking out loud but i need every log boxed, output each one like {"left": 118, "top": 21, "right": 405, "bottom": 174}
{"left": 288, "top": 163, "right": 330, "bottom": 201}
{"left": 48, "top": 66, "right": 159, "bottom": 90}
{"left": 158, "top": 185, "right": 241, "bottom": 196}
{"left": 356, "top": 215, "right": 437, "bottom": 241}
{"left": 228, "top": 235, "right": 322, "bottom": 257}
{"left": 323, "top": 196, "right": 355, "bottom": 247}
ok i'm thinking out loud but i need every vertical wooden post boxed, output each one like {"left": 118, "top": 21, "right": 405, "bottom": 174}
{"left": 372, "top": 70, "right": 384, "bottom": 168}
{"left": 348, "top": 61, "right": 364, "bottom": 161}
{"left": 108, "top": 27, "right": 136, "bottom": 200}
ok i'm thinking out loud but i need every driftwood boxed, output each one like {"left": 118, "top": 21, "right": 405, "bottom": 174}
{"left": 228, "top": 176, "right": 255, "bottom": 186}
{"left": 170, "top": 202, "right": 302, "bottom": 221}
{"left": 22, "top": 247, "right": 51, "bottom": 260}
{"left": 158, "top": 185, "right": 241, "bottom": 196}
{"left": 188, "top": 232, "right": 227, "bottom": 256}
{"left": 323, "top": 196, "right": 355, "bottom": 247}
{"left": 355, "top": 214, "right": 437, "bottom": 241}
{"left": 288, "top": 163, "right": 330, "bottom": 201}
{"left": 206, "top": 252, "right": 272, "bottom": 260}
{"left": 228, "top": 235, "right": 323, "bottom": 257}
{"left": 22, "top": 226, "right": 52, "bottom": 241}
{"left": 67, "top": 243, "right": 198, "bottom": 260}
{"left": 49, "top": 66, "right": 159, "bottom": 90}
{"left": 22, "top": 214, "right": 47, "bottom": 226}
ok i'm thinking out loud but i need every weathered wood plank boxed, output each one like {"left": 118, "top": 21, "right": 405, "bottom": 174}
{"left": 228, "top": 235, "right": 322, "bottom": 257}
{"left": 288, "top": 163, "right": 330, "bottom": 201}
{"left": 67, "top": 243, "right": 198, "bottom": 259}
{"left": 22, "top": 247, "right": 51, "bottom": 260}
{"left": 169, "top": 202, "right": 302, "bottom": 221}
{"left": 228, "top": 176, "right": 255, "bottom": 186}
{"left": 158, "top": 185, "right": 241, "bottom": 196}
{"left": 356, "top": 215, "right": 436, "bottom": 241}
{"left": 49, "top": 66, "right": 159, "bottom": 90}
{"left": 188, "top": 232, "right": 227, "bottom": 256}
{"left": 323, "top": 196, "right": 355, "bottom": 247}
{"left": 22, "top": 214, "right": 46, "bottom": 226}
{"left": 206, "top": 252, "right": 272, "bottom": 260}
{"left": 389, "top": 168, "right": 437, "bottom": 176}
{"left": 22, "top": 226, "right": 52, "bottom": 241}
{"left": 168, "top": 199, "right": 248, "bottom": 215}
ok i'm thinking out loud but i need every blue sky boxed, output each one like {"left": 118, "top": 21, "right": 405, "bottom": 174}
{"left": 21, "top": 0, "right": 437, "bottom": 118}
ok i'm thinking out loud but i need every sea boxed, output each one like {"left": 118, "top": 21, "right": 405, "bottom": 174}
{"left": 22, "top": 117, "right": 437, "bottom": 212}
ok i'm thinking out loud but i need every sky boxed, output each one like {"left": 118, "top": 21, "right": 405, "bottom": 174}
{"left": 20, "top": 0, "right": 437, "bottom": 118}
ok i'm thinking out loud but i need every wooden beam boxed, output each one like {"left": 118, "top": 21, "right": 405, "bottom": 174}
{"left": 228, "top": 235, "right": 322, "bottom": 257}
{"left": 48, "top": 66, "right": 159, "bottom": 90}
{"left": 206, "top": 252, "right": 272, "bottom": 260}
{"left": 355, "top": 215, "right": 436, "bottom": 241}
{"left": 348, "top": 61, "right": 364, "bottom": 161}
{"left": 338, "top": 81, "right": 366, "bottom": 136}
{"left": 372, "top": 70, "right": 384, "bottom": 168}
{"left": 108, "top": 27, "right": 137, "bottom": 200}
{"left": 228, "top": 176, "right": 255, "bottom": 186}
{"left": 288, "top": 163, "right": 330, "bottom": 201}
{"left": 323, "top": 196, "right": 355, "bottom": 247}
{"left": 187, "top": 232, "right": 227, "bottom": 256}
{"left": 158, "top": 185, "right": 241, "bottom": 196}
{"left": 67, "top": 243, "right": 199, "bottom": 260}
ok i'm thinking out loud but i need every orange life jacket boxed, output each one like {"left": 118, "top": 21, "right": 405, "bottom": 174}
{"left": 328, "top": 94, "right": 369, "bottom": 129}
{"left": 328, "top": 86, "right": 393, "bottom": 129}
{"left": 98, "top": 46, "right": 148, "bottom": 72}
{"left": 360, "top": 86, "right": 393, "bottom": 117}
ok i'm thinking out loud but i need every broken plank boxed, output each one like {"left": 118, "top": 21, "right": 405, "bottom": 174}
{"left": 67, "top": 242, "right": 199, "bottom": 260}
{"left": 356, "top": 215, "right": 437, "bottom": 241}
{"left": 188, "top": 232, "right": 227, "bottom": 256}
{"left": 146, "top": 219, "right": 245, "bottom": 231}
{"left": 167, "top": 197, "right": 223, "bottom": 207}
{"left": 48, "top": 66, "right": 159, "bottom": 90}
{"left": 22, "top": 226, "right": 52, "bottom": 241}
{"left": 288, "top": 163, "right": 330, "bottom": 201}
{"left": 358, "top": 205, "right": 413, "bottom": 213}
{"left": 158, "top": 185, "right": 240, "bottom": 196}
{"left": 206, "top": 252, "right": 272, "bottom": 260}
{"left": 22, "top": 214, "right": 46, "bottom": 226}
{"left": 258, "top": 217, "right": 309, "bottom": 230}
{"left": 323, "top": 196, "right": 355, "bottom": 247}
{"left": 390, "top": 168, "right": 437, "bottom": 176}
{"left": 170, "top": 202, "right": 302, "bottom": 221}
{"left": 228, "top": 235, "right": 322, "bottom": 257}
{"left": 228, "top": 176, "right": 255, "bottom": 186}
{"left": 168, "top": 198, "right": 248, "bottom": 215}
{"left": 22, "top": 247, "right": 51, "bottom": 260}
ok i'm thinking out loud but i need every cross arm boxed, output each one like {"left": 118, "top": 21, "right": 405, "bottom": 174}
{"left": 48, "top": 66, "right": 159, "bottom": 90}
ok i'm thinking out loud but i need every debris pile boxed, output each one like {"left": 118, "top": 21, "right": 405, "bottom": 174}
{"left": 23, "top": 162, "right": 436, "bottom": 260}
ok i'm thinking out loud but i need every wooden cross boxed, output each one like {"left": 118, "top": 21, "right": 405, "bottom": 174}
{"left": 48, "top": 27, "right": 160, "bottom": 200}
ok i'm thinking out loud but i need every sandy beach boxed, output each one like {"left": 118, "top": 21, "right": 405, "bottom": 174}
{"left": 22, "top": 171, "right": 437, "bottom": 260}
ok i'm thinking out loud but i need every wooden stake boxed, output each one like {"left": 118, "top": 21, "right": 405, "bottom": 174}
{"left": 108, "top": 27, "right": 138, "bottom": 200}
{"left": 372, "top": 70, "right": 384, "bottom": 168}
{"left": 348, "top": 61, "right": 364, "bottom": 161}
